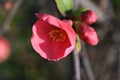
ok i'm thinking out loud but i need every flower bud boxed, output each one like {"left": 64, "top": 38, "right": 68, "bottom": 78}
{"left": 78, "top": 23, "right": 98, "bottom": 45}
{"left": 0, "top": 36, "right": 11, "bottom": 63}
{"left": 80, "top": 10, "right": 97, "bottom": 24}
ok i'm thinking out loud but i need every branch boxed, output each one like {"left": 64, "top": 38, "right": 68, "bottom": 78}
{"left": 97, "top": 0, "right": 114, "bottom": 41}
{"left": 73, "top": 48, "right": 81, "bottom": 80}
{"left": 0, "top": 0, "right": 23, "bottom": 35}
{"left": 73, "top": 35, "right": 81, "bottom": 80}
{"left": 81, "top": 41, "right": 95, "bottom": 80}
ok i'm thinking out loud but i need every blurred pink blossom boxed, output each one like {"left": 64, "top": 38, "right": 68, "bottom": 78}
{"left": 0, "top": 36, "right": 11, "bottom": 63}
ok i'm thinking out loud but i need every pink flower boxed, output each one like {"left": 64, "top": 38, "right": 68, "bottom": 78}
{"left": 80, "top": 10, "right": 98, "bottom": 24}
{"left": 78, "top": 23, "right": 98, "bottom": 45}
{"left": 0, "top": 36, "right": 11, "bottom": 63}
{"left": 31, "top": 14, "right": 76, "bottom": 61}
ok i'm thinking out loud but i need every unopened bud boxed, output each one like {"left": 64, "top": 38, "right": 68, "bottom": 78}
{"left": 78, "top": 23, "right": 98, "bottom": 45}
{"left": 80, "top": 10, "right": 98, "bottom": 24}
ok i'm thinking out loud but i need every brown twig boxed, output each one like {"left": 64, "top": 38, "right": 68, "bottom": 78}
{"left": 0, "top": 0, "right": 23, "bottom": 35}
{"left": 81, "top": 41, "right": 95, "bottom": 80}
{"left": 73, "top": 48, "right": 81, "bottom": 80}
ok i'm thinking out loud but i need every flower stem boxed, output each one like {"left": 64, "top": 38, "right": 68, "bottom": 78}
{"left": 81, "top": 43, "right": 95, "bottom": 80}
{"left": 73, "top": 49, "right": 81, "bottom": 80}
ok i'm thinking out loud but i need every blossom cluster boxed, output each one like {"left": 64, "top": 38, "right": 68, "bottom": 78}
{"left": 31, "top": 10, "right": 98, "bottom": 61}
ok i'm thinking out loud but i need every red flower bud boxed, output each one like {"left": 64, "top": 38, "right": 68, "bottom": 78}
{"left": 80, "top": 10, "right": 97, "bottom": 24}
{"left": 0, "top": 36, "right": 11, "bottom": 63}
{"left": 78, "top": 23, "right": 99, "bottom": 45}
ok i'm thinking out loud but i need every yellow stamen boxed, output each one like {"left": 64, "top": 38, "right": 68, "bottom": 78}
{"left": 48, "top": 28, "right": 66, "bottom": 42}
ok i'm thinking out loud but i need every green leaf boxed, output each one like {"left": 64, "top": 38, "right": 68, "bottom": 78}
{"left": 76, "top": 34, "right": 81, "bottom": 52}
{"left": 73, "top": 8, "right": 88, "bottom": 20}
{"left": 55, "top": 0, "right": 73, "bottom": 16}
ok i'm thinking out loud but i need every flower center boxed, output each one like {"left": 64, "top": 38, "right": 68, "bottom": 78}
{"left": 49, "top": 28, "right": 66, "bottom": 42}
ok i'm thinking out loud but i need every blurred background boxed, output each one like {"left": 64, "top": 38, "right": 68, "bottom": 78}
{"left": 0, "top": 0, "right": 120, "bottom": 80}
